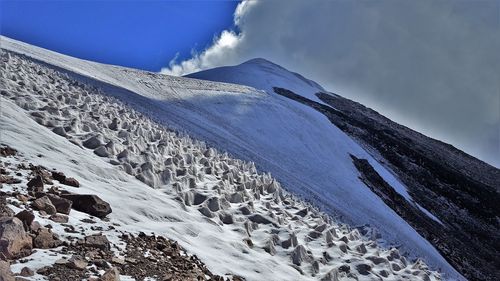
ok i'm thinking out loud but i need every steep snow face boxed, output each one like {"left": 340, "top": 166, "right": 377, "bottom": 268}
{"left": 187, "top": 58, "right": 327, "bottom": 105}
{"left": 0, "top": 36, "right": 462, "bottom": 279}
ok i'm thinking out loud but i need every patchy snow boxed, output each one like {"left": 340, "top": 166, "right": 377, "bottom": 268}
{"left": 0, "top": 35, "right": 463, "bottom": 280}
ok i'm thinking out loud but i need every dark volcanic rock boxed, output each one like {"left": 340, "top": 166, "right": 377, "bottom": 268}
{"left": 273, "top": 86, "right": 500, "bottom": 281}
{"left": 27, "top": 175, "right": 44, "bottom": 191}
{"left": 51, "top": 171, "right": 66, "bottom": 183}
{"left": 61, "top": 194, "right": 111, "bottom": 218}
{"left": 14, "top": 210, "right": 35, "bottom": 231}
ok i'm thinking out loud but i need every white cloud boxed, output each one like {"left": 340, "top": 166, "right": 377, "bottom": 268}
{"left": 161, "top": 0, "right": 500, "bottom": 167}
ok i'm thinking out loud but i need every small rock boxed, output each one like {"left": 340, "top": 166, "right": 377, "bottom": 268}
{"left": 45, "top": 194, "right": 72, "bottom": 214}
{"left": 49, "top": 214, "right": 69, "bottom": 223}
{"left": 51, "top": 171, "right": 66, "bottom": 183}
{"left": 99, "top": 267, "right": 120, "bottom": 281}
{"left": 31, "top": 196, "right": 57, "bottom": 215}
{"left": 27, "top": 175, "right": 43, "bottom": 190}
{"left": 14, "top": 210, "right": 35, "bottom": 231}
{"left": 110, "top": 257, "right": 125, "bottom": 265}
{"left": 19, "top": 266, "right": 34, "bottom": 277}
{"left": 84, "top": 234, "right": 110, "bottom": 250}
{"left": 67, "top": 255, "right": 87, "bottom": 270}
{"left": 0, "top": 197, "right": 15, "bottom": 217}
{"left": 33, "top": 227, "right": 61, "bottom": 249}
{"left": 62, "top": 177, "right": 79, "bottom": 187}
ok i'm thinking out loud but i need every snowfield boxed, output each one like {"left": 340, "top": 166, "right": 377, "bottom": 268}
{"left": 0, "top": 36, "right": 464, "bottom": 280}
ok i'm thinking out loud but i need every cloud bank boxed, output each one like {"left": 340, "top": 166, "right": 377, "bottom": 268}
{"left": 162, "top": 0, "right": 500, "bottom": 167}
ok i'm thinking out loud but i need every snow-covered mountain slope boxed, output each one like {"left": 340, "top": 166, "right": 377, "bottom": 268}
{"left": 1, "top": 48, "right": 442, "bottom": 281}
{"left": 0, "top": 36, "right": 463, "bottom": 280}
{"left": 187, "top": 58, "right": 500, "bottom": 281}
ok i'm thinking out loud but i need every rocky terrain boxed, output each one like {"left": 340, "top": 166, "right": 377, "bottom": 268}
{"left": 0, "top": 46, "right": 446, "bottom": 280}
{"left": 273, "top": 87, "right": 500, "bottom": 281}
{"left": 0, "top": 146, "right": 239, "bottom": 281}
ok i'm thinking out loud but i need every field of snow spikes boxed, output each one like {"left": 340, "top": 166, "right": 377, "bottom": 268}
{"left": 0, "top": 50, "right": 442, "bottom": 281}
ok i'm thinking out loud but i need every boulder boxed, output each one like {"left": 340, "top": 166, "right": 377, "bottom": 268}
{"left": 33, "top": 227, "right": 61, "bottom": 249}
{"left": 61, "top": 194, "right": 111, "bottom": 218}
{"left": 31, "top": 196, "right": 56, "bottom": 215}
{"left": 0, "top": 217, "right": 32, "bottom": 259}
{"left": 45, "top": 194, "right": 72, "bottom": 214}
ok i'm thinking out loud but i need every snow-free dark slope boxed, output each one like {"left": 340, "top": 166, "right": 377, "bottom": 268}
{"left": 188, "top": 59, "right": 500, "bottom": 281}
{"left": 1, "top": 36, "right": 463, "bottom": 280}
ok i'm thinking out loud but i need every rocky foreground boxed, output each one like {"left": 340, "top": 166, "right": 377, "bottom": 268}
{"left": 0, "top": 146, "right": 242, "bottom": 281}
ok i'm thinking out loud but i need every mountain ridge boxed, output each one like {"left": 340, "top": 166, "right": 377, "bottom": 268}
{"left": 187, "top": 59, "right": 499, "bottom": 280}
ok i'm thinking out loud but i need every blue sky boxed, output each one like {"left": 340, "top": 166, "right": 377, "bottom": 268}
{"left": 0, "top": 0, "right": 238, "bottom": 71}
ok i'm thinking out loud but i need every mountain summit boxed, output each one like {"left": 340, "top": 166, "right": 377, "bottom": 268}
{"left": 187, "top": 58, "right": 325, "bottom": 103}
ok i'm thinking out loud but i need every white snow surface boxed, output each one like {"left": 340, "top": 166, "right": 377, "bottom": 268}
{"left": 0, "top": 36, "right": 463, "bottom": 280}
{"left": 187, "top": 58, "right": 328, "bottom": 105}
